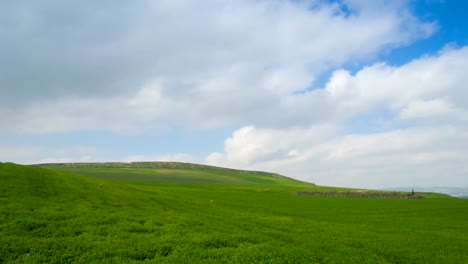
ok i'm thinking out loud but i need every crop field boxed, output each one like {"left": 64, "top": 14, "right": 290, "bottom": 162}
{"left": 1, "top": 162, "right": 467, "bottom": 263}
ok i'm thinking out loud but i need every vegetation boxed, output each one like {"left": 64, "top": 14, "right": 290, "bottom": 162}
{"left": 1, "top": 162, "right": 467, "bottom": 263}
{"left": 296, "top": 190, "right": 426, "bottom": 199}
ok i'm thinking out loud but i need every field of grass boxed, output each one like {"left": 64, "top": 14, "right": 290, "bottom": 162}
{"left": 1, "top": 162, "right": 467, "bottom": 263}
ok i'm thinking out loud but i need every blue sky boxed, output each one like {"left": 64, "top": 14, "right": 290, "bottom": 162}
{"left": 1, "top": 0, "right": 468, "bottom": 188}
{"left": 385, "top": 0, "right": 468, "bottom": 64}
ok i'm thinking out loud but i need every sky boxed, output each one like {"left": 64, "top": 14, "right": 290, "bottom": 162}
{"left": 1, "top": 0, "right": 468, "bottom": 189}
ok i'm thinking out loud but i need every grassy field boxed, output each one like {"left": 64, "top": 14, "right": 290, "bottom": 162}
{"left": 1, "top": 162, "right": 467, "bottom": 263}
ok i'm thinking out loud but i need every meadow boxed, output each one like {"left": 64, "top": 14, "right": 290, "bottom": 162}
{"left": 1, "top": 162, "right": 467, "bottom": 263}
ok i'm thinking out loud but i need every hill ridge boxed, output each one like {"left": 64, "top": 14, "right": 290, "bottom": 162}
{"left": 36, "top": 161, "right": 285, "bottom": 177}
{"left": 37, "top": 161, "right": 311, "bottom": 186}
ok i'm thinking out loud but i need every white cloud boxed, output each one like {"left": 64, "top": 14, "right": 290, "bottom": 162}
{"left": 0, "top": 144, "right": 194, "bottom": 165}
{"left": 206, "top": 125, "right": 468, "bottom": 188}
{"left": 398, "top": 99, "right": 454, "bottom": 119}
{"left": 33, "top": 156, "right": 95, "bottom": 165}
{"left": 202, "top": 46, "right": 468, "bottom": 188}
{"left": 0, "top": 145, "right": 100, "bottom": 164}
{"left": 324, "top": 47, "right": 468, "bottom": 117}
{"left": 5, "top": 45, "right": 468, "bottom": 134}
{"left": 209, "top": 124, "right": 337, "bottom": 168}
{"left": 123, "top": 153, "right": 194, "bottom": 163}
{"left": 0, "top": 0, "right": 435, "bottom": 133}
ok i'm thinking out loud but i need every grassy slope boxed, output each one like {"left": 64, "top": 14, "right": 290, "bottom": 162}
{"left": 39, "top": 162, "right": 310, "bottom": 186}
{"left": 1, "top": 162, "right": 467, "bottom": 263}
{"left": 41, "top": 162, "right": 450, "bottom": 197}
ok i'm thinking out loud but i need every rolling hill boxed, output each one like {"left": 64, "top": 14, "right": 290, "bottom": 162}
{"left": 38, "top": 161, "right": 308, "bottom": 186}
{"left": 1, "top": 162, "right": 467, "bottom": 263}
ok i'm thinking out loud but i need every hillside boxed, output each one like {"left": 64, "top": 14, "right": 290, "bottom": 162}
{"left": 40, "top": 161, "right": 450, "bottom": 198}
{"left": 1, "top": 162, "right": 467, "bottom": 263}
{"left": 38, "top": 161, "right": 306, "bottom": 186}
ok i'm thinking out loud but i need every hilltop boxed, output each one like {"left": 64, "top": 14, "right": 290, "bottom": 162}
{"left": 39, "top": 161, "right": 286, "bottom": 177}
{"left": 38, "top": 161, "right": 301, "bottom": 185}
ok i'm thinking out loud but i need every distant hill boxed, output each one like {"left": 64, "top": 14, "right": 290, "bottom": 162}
{"left": 383, "top": 187, "right": 468, "bottom": 198}
{"left": 39, "top": 161, "right": 284, "bottom": 177}
{"left": 37, "top": 161, "right": 308, "bottom": 186}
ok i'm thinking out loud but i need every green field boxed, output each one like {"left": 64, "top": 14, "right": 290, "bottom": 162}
{"left": 1, "top": 162, "right": 467, "bottom": 263}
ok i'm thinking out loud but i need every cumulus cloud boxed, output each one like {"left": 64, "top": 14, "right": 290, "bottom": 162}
{"left": 398, "top": 99, "right": 454, "bottom": 120}
{"left": 206, "top": 125, "right": 468, "bottom": 188}
{"left": 324, "top": 46, "right": 468, "bottom": 118}
{"left": 204, "top": 46, "right": 468, "bottom": 188}
{"left": 0, "top": 0, "right": 435, "bottom": 133}
{"left": 205, "top": 125, "right": 338, "bottom": 167}
{"left": 4, "top": 45, "right": 468, "bottom": 134}
{"left": 320, "top": 46, "right": 468, "bottom": 129}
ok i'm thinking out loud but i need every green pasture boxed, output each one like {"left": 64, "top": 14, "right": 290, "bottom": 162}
{"left": 0, "top": 162, "right": 467, "bottom": 263}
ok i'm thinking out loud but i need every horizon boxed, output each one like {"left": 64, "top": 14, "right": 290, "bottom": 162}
{"left": 1, "top": 0, "right": 468, "bottom": 189}
{"left": 4, "top": 160, "right": 468, "bottom": 192}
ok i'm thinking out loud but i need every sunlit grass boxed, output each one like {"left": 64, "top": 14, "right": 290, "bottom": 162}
{"left": 1, "top": 162, "right": 467, "bottom": 263}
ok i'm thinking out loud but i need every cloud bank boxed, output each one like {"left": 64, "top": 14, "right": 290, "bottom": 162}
{"left": 206, "top": 47, "right": 468, "bottom": 188}
{"left": 1, "top": 0, "right": 434, "bottom": 132}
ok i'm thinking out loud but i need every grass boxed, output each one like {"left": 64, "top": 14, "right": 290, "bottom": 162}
{"left": 1, "top": 161, "right": 467, "bottom": 263}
